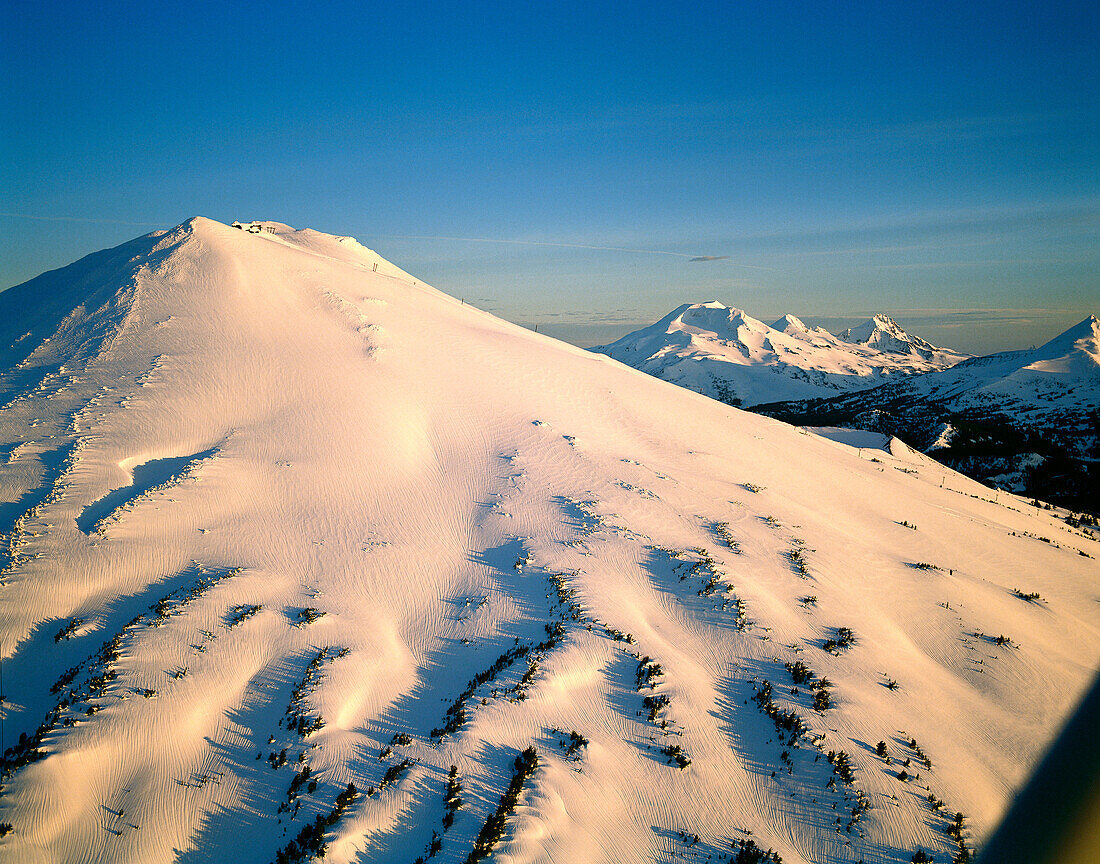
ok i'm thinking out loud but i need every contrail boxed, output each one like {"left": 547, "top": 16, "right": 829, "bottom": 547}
{"left": 378, "top": 234, "right": 770, "bottom": 268}
{"left": 380, "top": 233, "right": 695, "bottom": 257}
{"left": 0, "top": 212, "right": 165, "bottom": 227}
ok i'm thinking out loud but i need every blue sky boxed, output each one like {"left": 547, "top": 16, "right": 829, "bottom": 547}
{"left": 2, "top": 0, "right": 1096, "bottom": 353}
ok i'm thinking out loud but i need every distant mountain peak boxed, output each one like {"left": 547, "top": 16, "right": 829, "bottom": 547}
{"left": 665, "top": 302, "right": 762, "bottom": 336}
{"left": 679, "top": 301, "right": 747, "bottom": 318}
{"left": 1022, "top": 314, "right": 1100, "bottom": 375}
{"left": 757, "top": 311, "right": 1100, "bottom": 510}
{"left": 1041, "top": 314, "right": 1100, "bottom": 349}
{"left": 839, "top": 314, "right": 941, "bottom": 358}
{"left": 594, "top": 303, "right": 966, "bottom": 407}
{"left": 773, "top": 314, "right": 809, "bottom": 333}
{"left": 841, "top": 314, "right": 904, "bottom": 342}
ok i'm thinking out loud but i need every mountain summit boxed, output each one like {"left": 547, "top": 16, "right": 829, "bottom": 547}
{"left": 0, "top": 220, "right": 1095, "bottom": 864}
{"left": 771, "top": 314, "right": 810, "bottom": 334}
{"left": 593, "top": 302, "right": 967, "bottom": 407}
{"left": 838, "top": 314, "right": 942, "bottom": 359}
{"left": 1027, "top": 314, "right": 1100, "bottom": 373}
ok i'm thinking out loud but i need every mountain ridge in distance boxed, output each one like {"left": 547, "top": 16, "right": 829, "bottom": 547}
{"left": 592, "top": 302, "right": 969, "bottom": 408}
{"left": 594, "top": 302, "right": 1097, "bottom": 510}
{"left": 755, "top": 315, "right": 1099, "bottom": 511}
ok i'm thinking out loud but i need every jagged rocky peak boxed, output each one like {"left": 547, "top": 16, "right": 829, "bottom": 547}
{"left": 841, "top": 314, "right": 907, "bottom": 343}
{"left": 839, "top": 314, "right": 939, "bottom": 357}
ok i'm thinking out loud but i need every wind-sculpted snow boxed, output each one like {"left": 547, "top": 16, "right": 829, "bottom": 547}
{"left": 0, "top": 218, "right": 1096, "bottom": 864}
{"left": 76, "top": 446, "right": 221, "bottom": 534}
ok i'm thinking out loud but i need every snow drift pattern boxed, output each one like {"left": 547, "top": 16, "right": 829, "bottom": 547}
{"left": 0, "top": 219, "right": 1096, "bottom": 864}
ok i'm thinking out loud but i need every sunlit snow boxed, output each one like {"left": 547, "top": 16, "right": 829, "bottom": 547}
{"left": 0, "top": 219, "right": 1096, "bottom": 864}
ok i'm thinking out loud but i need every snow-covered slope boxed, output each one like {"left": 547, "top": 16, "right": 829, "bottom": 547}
{"left": 0, "top": 220, "right": 1096, "bottom": 864}
{"left": 592, "top": 303, "right": 967, "bottom": 407}
{"left": 757, "top": 317, "right": 1100, "bottom": 509}
{"left": 885, "top": 315, "right": 1100, "bottom": 420}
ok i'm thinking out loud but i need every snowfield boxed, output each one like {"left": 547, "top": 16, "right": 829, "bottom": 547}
{"left": 0, "top": 218, "right": 1096, "bottom": 864}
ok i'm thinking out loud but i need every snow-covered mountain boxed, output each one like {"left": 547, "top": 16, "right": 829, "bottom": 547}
{"left": 592, "top": 303, "right": 967, "bottom": 407}
{"left": 758, "top": 317, "right": 1100, "bottom": 510}
{"left": 894, "top": 315, "right": 1100, "bottom": 420}
{"left": 0, "top": 219, "right": 1097, "bottom": 864}
{"left": 837, "top": 314, "right": 944, "bottom": 359}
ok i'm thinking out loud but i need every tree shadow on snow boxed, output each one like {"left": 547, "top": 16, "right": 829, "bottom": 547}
{"left": 639, "top": 545, "right": 747, "bottom": 636}
{"left": 0, "top": 439, "right": 78, "bottom": 534}
{"left": 174, "top": 650, "right": 326, "bottom": 864}
{"left": 0, "top": 562, "right": 238, "bottom": 748}
{"left": 710, "top": 659, "right": 921, "bottom": 864}
{"left": 349, "top": 740, "right": 523, "bottom": 864}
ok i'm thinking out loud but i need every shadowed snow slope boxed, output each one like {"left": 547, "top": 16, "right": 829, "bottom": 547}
{"left": 592, "top": 303, "right": 967, "bottom": 407}
{"left": 0, "top": 219, "right": 1096, "bottom": 864}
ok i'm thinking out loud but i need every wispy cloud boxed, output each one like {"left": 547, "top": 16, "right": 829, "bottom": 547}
{"left": 528, "top": 308, "right": 646, "bottom": 324}
{"left": 504, "top": 101, "right": 1054, "bottom": 146}
{"left": 791, "top": 112, "right": 1050, "bottom": 144}
{"left": 710, "top": 198, "right": 1100, "bottom": 247}
{"left": 759, "top": 239, "right": 997, "bottom": 259}
{"left": 802, "top": 307, "right": 1088, "bottom": 332}
{"left": 801, "top": 306, "right": 1084, "bottom": 319}
{"left": 855, "top": 258, "right": 1076, "bottom": 270}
